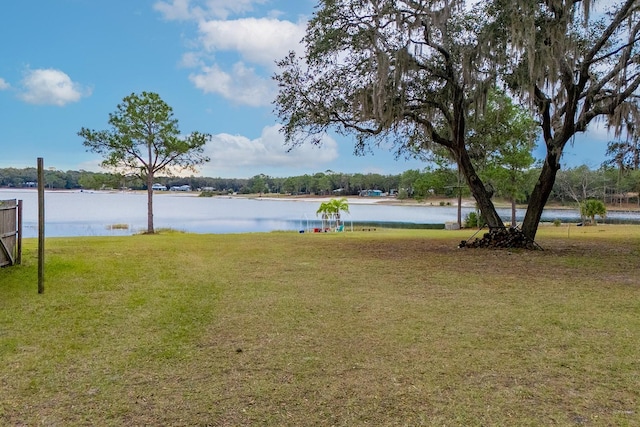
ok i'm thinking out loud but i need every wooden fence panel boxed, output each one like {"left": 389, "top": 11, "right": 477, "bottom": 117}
{"left": 1, "top": 199, "right": 17, "bottom": 267}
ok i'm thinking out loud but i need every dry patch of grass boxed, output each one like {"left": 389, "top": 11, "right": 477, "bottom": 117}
{"left": 106, "top": 223, "right": 129, "bottom": 230}
{"left": 1, "top": 226, "right": 639, "bottom": 426}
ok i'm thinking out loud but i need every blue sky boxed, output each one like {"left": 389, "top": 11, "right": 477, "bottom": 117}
{"left": 0, "top": 0, "right": 615, "bottom": 178}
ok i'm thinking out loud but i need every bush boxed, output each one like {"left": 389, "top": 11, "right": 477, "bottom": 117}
{"left": 553, "top": 219, "right": 562, "bottom": 227}
{"left": 464, "top": 212, "right": 485, "bottom": 228}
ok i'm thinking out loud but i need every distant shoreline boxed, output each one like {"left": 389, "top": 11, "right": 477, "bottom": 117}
{"left": 2, "top": 187, "right": 638, "bottom": 212}
{"left": 235, "top": 193, "right": 640, "bottom": 212}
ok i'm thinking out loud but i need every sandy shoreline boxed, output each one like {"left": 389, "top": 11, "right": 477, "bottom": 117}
{"left": 231, "top": 194, "right": 480, "bottom": 207}
{"left": 244, "top": 194, "right": 640, "bottom": 211}
{"left": 2, "top": 188, "right": 638, "bottom": 211}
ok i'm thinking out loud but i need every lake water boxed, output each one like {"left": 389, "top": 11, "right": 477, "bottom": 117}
{"left": 2, "top": 189, "right": 639, "bottom": 238}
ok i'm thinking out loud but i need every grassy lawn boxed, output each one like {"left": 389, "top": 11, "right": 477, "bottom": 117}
{"left": 1, "top": 225, "right": 639, "bottom": 426}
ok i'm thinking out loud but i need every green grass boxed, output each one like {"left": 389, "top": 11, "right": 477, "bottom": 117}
{"left": 1, "top": 225, "right": 639, "bottom": 426}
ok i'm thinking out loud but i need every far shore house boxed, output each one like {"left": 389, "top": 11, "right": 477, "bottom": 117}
{"left": 360, "top": 189, "right": 384, "bottom": 197}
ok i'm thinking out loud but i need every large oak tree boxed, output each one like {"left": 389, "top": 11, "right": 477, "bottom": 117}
{"left": 275, "top": 0, "right": 506, "bottom": 230}
{"left": 79, "top": 92, "right": 211, "bottom": 234}
{"left": 468, "top": 89, "right": 539, "bottom": 226}
{"left": 499, "top": 0, "right": 640, "bottom": 239}
{"left": 275, "top": 0, "right": 640, "bottom": 242}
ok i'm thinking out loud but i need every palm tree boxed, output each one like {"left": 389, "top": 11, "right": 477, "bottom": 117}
{"left": 580, "top": 199, "right": 607, "bottom": 225}
{"left": 329, "top": 197, "right": 349, "bottom": 227}
{"left": 316, "top": 198, "right": 350, "bottom": 231}
{"left": 316, "top": 201, "right": 332, "bottom": 230}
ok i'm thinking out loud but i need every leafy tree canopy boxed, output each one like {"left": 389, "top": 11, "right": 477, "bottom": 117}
{"left": 78, "top": 91, "right": 211, "bottom": 233}
{"left": 79, "top": 92, "right": 210, "bottom": 179}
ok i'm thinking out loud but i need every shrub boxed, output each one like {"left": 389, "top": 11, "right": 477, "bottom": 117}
{"left": 464, "top": 212, "right": 486, "bottom": 229}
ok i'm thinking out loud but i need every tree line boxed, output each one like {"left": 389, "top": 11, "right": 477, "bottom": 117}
{"left": 2, "top": 163, "right": 638, "bottom": 207}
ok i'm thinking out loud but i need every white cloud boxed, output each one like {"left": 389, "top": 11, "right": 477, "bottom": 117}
{"left": 589, "top": 119, "right": 621, "bottom": 141}
{"left": 76, "top": 159, "right": 104, "bottom": 173}
{"left": 155, "top": 0, "right": 307, "bottom": 106}
{"left": 180, "top": 51, "right": 204, "bottom": 68}
{"left": 184, "top": 16, "right": 305, "bottom": 105}
{"left": 198, "top": 17, "right": 305, "bottom": 68}
{"left": 183, "top": 17, "right": 306, "bottom": 105}
{"left": 189, "top": 62, "right": 274, "bottom": 107}
{"left": 0, "top": 78, "right": 9, "bottom": 90}
{"left": 154, "top": 0, "right": 196, "bottom": 20}
{"left": 19, "top": 68, "right": 91, "bottom": 106}
{"left": 205, "top": 0, "right": 268, "bottom": 18}
{"left": 155, "top": 0, "right": 268, "bottom": 20}
{"left": 201, "top": 124, "right": 339, "bottom": 176}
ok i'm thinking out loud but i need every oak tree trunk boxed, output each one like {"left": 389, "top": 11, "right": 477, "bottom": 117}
{"left": 521, "top": 152, "right": 561, "bottom": 240}
{"left": 455, "top": 144, "right": 504, "bottom": 230}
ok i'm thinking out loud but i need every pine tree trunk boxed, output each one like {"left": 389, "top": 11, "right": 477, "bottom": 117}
{"left": 146, "top": 142, "right": 155, "bottom": 234}
{"left": 147, "top": 173, "right": 154, "bottom": 234}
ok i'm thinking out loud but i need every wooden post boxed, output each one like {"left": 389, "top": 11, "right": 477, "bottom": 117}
{"left": 17, "top": 200, "right": 22, "bottom": 265}
{"left": 38, "top": 158, "right": 45, "bottom": 294}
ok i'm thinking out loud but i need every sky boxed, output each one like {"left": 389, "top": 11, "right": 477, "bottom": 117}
{"left": 0, "top": 0, "right": 617, "bottom": 179}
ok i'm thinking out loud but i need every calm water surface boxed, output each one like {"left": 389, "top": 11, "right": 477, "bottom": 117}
{"left": 2, "top": 189, "right": 638, "bottom": 237}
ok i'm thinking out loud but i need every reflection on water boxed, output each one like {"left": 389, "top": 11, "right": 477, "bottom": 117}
{"left": 2, "top": 189, "right": 639, "bottom": 237}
